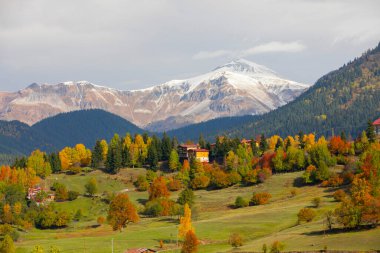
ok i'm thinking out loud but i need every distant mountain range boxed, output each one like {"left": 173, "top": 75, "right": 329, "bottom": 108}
{"left": 168, "top": 42, "right": 380, "bottom": 141}
{"left": 0, "top": 109, "right": 144, "bottom": 155}
{"left": 0, "top": 59, "right": 309, "bottom": 131}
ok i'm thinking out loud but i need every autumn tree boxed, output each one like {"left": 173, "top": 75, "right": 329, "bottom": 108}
{"left": 75, "top": 144, "right": 92, "bottom": 167}
{"left": 297, "top": 208, "right": 316, "bottom": 223}
{"left": 85, "top": 177, "right": 98, "bottom": 197}
{"left": 148, "top": 176, "right": 170, "bottom": 200}
{"left": 169, "top": 149, "right": 180, "bottom": 171}
{"left": 250, "top": 192, "right": 271, "bottom": 205}
{"left": 0, "top": 234, "right": 15, "bottom": 253}
{"left": 229, "top": 233, "right": 243, "bottom": 248}
{"left": 27, "top": 149, "right": 52, "bottom": 178}
{"left": 107, "top": 193, "right": 139, "bottom": 231}
{"left": 179, "top": 203, "right": 193, "bottom": 238}
{"left": 181, "top": 229, "right": 199, "bottom": 253}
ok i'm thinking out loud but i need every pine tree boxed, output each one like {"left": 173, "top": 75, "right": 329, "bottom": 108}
{"left": 147, "top": 143, "right": 159, "bottom": 170}
{"left": 91, "top": 140, "right": 103, "bottom": 169}
{"left": 48, "top": 152, "right": 62, "bottom": 173}
{"left": 198, "top": 134, "right": 206, "bottom": 149}
{"left": 161, "top": 132, "right": 172, "bottom": 160}
{"left": 106, "top": 134, "right": 122, "bottom": 174}
{"left": 366, "top": 120, "right": 376, "bottom": 143}
{"left": 259, "top": 134, "right": 268, "bottom": 153}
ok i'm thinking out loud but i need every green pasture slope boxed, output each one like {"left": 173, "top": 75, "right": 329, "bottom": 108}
{"left": 15, "top": 169, "right": 380, "bottom": 253}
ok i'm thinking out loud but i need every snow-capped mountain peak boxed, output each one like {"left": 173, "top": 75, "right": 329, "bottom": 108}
{"left": 213, "top": 59, "right": 277, "bottom": 77}
{"left": 0, "top": 60, "right": 311, "bottom": 131}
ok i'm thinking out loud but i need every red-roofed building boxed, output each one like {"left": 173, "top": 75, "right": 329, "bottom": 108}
{"left": 374, "top": 118, "right": 380, "bottom": 135}
{"left": 178, "top": 144, "right": 199, "bottom": 161}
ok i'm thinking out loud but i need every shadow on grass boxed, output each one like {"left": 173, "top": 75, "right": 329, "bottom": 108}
{"left": 137, "top": 198, "right": 148, "bottom": 205}
{"left": 303, "top": 225, "right": 378, "bottom": 236}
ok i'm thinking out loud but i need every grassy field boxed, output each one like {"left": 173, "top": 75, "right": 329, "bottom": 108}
{"left": 14, "top": 168, "right": 380, "bottom": 253}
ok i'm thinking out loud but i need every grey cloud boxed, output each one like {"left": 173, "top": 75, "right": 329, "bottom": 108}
{"left": 0, "top": 0, "right": 379, "bottom": 91}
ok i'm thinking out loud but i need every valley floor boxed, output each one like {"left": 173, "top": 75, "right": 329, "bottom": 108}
{"left": 15, "top": 169, "right": 380, "bottom": 253}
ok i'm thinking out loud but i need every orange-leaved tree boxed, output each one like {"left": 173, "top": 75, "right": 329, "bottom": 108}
{"left": 178, "top": 203, "right": 193, "bottom": 238}
{"left": 148, "top": 176, "right": 170, "bottom": 200}
{"left": 107, "top": 193, "right": 139, "bottom": 231}
{"left": 181, "top": 229, "right": 199, "bottom": 253}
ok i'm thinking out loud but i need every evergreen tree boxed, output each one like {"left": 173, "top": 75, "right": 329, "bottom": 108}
{"left": 146, "top": 143, "right": 159, "bottom": 170}
{"left": 151, "top": 135, "right": 162, "bottom": 161}
{"left": 122, "top": 143, "right": 131, "bottom": 167}
{"left": 198, "top": 134, "right": 206, "bottom": 149}
{"left": 259, "top": 134, "right": 268, "bottom": 153}
{"left": 340, "top": 131, "right": 347, "bottom": 142}
{"left": 366, "top": 119, "right": 376, "bottom": 143}
{"left": 161, "top": 132, "right": 172, "bottom": 160}
{"left": 106, "top": 134, "right": 122, "bottom": 174}
{"left": 169, "top": 149, "right": 180, "bottom": 171}
{"left": 172, "top": 136, "right": 179, "bottom": 151}
{"left": 11, "top": 157, "right": 27, "bottom": 168}
{"left": 91, "top": 140, "right": 103, "bottom": 169}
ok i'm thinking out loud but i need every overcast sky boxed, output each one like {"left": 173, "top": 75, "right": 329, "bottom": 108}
{"left": 1, "top": 0, "right": 379, "bottom": 91}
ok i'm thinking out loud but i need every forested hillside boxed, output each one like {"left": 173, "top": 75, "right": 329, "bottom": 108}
{"left": 0, "top": 109, "right": 144, "bottom": 155}
{"left": 169, "top": 42, "right": 380, "bottom": 141}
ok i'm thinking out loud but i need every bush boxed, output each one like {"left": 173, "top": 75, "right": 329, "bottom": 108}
{"left": 134, "top": 175, "right": 149, "bottom": 191}
{"left": 290, "top": 189, "right": 298, "bottom": 197}
{"left": 68, "top": 191, "right": 79, "bottom": 201}
{"left": 97, "top": 216, "right": 106, "bottom": 225}
{"left": 270, "top": 241, "right": 285, "bottom": 253}
{"left": 312, "top": 197, "right": 321, "bottom": 208}
{"left": 234, "top": 196, "right": 249, "bottom": 208}
{"left": 229, "top": 233, "right": 243, "bottom": 247}
{"left": 297, "top": 208, "right": 316, "bottom": 223}
{"left": 73, "top": 209, "right": 82, "bottom": 221}
{"left": 250, "top": 192, "right": 272, "bottom": 205}
{"left": 333, "top": 189, "right": 346, "bottom": 202}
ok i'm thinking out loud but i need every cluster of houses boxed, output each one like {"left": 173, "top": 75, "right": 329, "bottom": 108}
{"left": 27, "top": 185, "right": 55, "bottom": 205}
{"left": 177, "top": 138, "right": 254, "bottom": 164}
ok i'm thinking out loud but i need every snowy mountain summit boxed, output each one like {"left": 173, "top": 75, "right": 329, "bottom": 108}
{"left": 0, "top": 59, "right": 310, "bottom": 131}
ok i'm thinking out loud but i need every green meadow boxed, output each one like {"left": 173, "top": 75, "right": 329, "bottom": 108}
{"left": 15, "top": 169, "right": 380, "bottom": 253}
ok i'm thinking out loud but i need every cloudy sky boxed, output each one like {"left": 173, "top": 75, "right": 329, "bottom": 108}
{"left": 1, "top": 0, "right": 379, "bottom": 91}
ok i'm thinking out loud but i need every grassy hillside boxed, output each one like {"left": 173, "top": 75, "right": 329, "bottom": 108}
{"left": 168, "top": 42, "right": 380, "bottom": 142}
{"left": 14, "top": 168, "right": 380, "bottom": 253}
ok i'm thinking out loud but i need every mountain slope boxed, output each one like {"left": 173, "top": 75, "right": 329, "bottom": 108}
{"left": 168, "top": 42, "right": 380, "bottom": 141}
{"left": 0, "top": 109, "right": 145, "bottom": 154}
{"left": 0, "top": 59, "right": 309, "bottom": 131}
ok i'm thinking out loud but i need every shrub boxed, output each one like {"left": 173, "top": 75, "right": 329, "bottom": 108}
{"left": 68, "top": 191, "right": 79, "bottom": 201}
{"left": 229, "top": 233, "right": 243, "bottom": 247}
{"left": 333, "top": 189, "right": 346, "bottom": 202}
{"left": 134, "top": 175, "right": 149, "bottom": 191}
{"left": 290, "top": 189, "right": 298, "bottom": 197}
{"left": 250, "top": 192, "right": 272, "bottom": 205}
{"left": 234, "top": 196, "right": 249, "bottom": 208}
{"left": 312, "top": 197, "right": 321, "bottom": 208}
{"left": 73, "top": 209, "right": 82, "bottom": 221}
{"left": 270, "top": 241, "right": 285, "bottom": 253}
{"left": 228, "top": 171, "right": 242, "bottom": 185}
{"left": 297, "top": 208, "right": 316, "bottom": 223}
{"left": 97, "top": 216, "right": 106, "bottom": 225}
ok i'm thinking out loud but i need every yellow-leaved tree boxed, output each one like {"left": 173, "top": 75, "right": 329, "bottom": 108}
{"left": 178, "top": 203, "right": 193, "bottom": 238}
